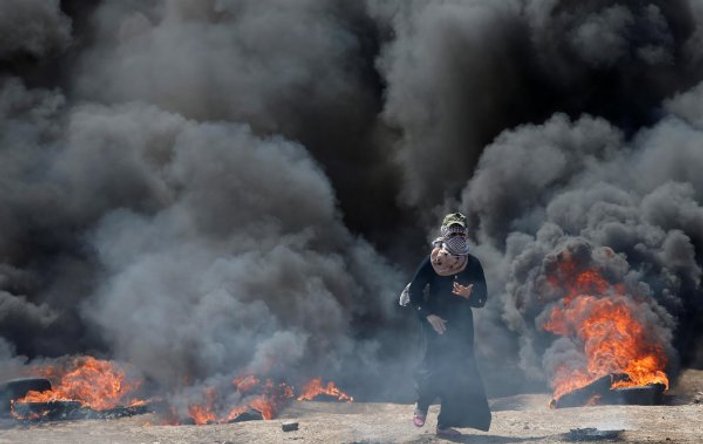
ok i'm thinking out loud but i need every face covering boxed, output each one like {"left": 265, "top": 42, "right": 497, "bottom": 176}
{"left": 443, "top": 234, "right": 470, "bottom": 256}
{"left": 430, "top": 240, "right": 468, "bottom": 276}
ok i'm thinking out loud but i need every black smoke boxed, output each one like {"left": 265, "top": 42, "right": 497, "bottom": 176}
{"left": 1, "top": 0, "right": 703, "bottom": 406}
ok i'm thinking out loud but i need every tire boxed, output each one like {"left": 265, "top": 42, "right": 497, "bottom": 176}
{"left": 0, "top": 378, "right": 51, "bottom": 416}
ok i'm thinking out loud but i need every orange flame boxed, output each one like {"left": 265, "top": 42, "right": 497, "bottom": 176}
{"left": 546, "top": 256, "right": 624, "bottom": 305}
{"left": 296, "top": 378, "right": 354, "bottom": 402}
{"left": 11, "top": 356, "right": 352, "bottom": 425}
{"left": 187, "top": 387, "right": 219, "bottom": 425}
{"left": 15, "top": 356, "right": 144, "bottom": 411}
{"left": 543, "top": 261, "right": 669, "bottom": 402}
{"left": 184, "top": 376, "right": 295, "bottom": 425}
{"left": 182, "top": 375, "right": 351, "bottom": 424}
{"left": 232, "top": 374, "right": 260, "bottom": 393}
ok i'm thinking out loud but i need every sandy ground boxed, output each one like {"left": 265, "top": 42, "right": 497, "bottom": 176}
{"left": 1, "top": 370, "right": 702, "bottom": 444}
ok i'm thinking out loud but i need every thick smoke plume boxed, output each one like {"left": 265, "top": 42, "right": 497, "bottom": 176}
{"left": 0, "top": 0, "right": 71, "bottom": 59}
{"left": 1, "top": 0, "right": 703, "bottom": 409}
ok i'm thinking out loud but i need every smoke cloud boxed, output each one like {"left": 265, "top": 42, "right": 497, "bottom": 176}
{"left": 0, "top": 0, "right": 71, "bottom": 59}
{"left": 1, "top": 0, "right": 703, "bottom": 408}
{"left": 462, "top": 105, "right": 703, "bottom": 389}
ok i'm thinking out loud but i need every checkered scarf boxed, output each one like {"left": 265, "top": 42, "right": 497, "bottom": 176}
{"left": 430, "top": 230, "right": 469, "bottom": 276}
{"left": 436, "top": 224, "right": 470, "bottom": 256}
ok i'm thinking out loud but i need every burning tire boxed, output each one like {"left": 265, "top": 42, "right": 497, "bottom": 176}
{"left": 228, "top": 409, "right": 263, "bottom": 423}
{"left": 11, "top": 400, "right": 83, "bottom": 421}
{"left": 0, "top": 378, "right": 51, "bottom": 416}
{"left": 606, "top": 384, "right": 666, "bottom": 405}
{"left": 550, "top": 374, "right": 667, "bottom": 408}
{"left": 549, "top": 374, "right": 616, "bottom": 409}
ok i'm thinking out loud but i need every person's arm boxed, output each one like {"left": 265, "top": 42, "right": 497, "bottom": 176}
{"left": 408, "top": 256, "right": 433, "bottom": 319}
{"left": 468, "top": 256, "right": 487, "bottom": 308}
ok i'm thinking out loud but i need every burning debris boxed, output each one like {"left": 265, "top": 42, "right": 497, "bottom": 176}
{"left": 10, "top": 399, "right": 151, "bottom": 422}
{"left": 1, "top": 356, "right": 353, "bottom": 425}
{"left": 612, "top": 384, "right": 666, "bottom": 406}
{"left": 0, "top": 378, "right": 51, "bottom": 415}
{"left": 549, "top": 374, "right": 666, "bottom": 409}
{"left": 4, "top": 356, "right": 149, "bottom": 422}
{"left": 540, "top": 247, "right": 671, "bottom": 408}
{"left": 549, "top": 374, "right": 618, "bottom": 409}
{"left": 179, "top": 376, "right": 295, "bottom": 425}
{"left": 180, "top": 375, "right": 352, "bottom": 425}
{"left": 296, "top": 378, "right": 354, "bottom": 402}
{"left": 15, "top": 356, "right": 145, "bottom": 410}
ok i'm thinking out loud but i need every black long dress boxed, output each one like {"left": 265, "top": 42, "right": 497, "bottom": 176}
{"left": 408, "top": 254, "right": 491, "bottom": 431}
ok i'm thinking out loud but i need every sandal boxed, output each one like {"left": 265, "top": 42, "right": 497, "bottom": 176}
{"left": 412, "top": 407, "right": 427, "bottom": 428}
{"left": 436, "top": 426, "right": 462, "bottom": 437}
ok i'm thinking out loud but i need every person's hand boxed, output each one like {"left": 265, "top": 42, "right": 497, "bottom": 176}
{"left": 426, "top": 314, "right": 447, "bottom": 335}
{"left": 452, "top": 282, "right": 473, "bottom": 299}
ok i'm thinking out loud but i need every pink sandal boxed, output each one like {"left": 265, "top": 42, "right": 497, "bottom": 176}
{"left": 412, "top": 408, "right": 426, "bottom": 428}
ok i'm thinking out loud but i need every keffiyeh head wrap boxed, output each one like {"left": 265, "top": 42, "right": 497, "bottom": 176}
{"left": 400, "top": 212, "right": 472, "bottom": 303}
{"left": 442, "top": 234, "right": 470, "bottom": 256}
{"left": 431, "top": 212, "right": 471, "bottom": 275}
{"left": 437, "top": 213, "right": 470, "bottom": 256}
{"left": 440, "top": 223, "right": 466, "bottom": 238}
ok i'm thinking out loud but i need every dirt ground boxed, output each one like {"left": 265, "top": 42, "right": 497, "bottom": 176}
{"left": 1, "top": 370, "right": 702, "bottom": 444}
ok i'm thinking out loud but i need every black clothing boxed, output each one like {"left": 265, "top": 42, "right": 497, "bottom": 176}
{"left": 408, "top": 254, "right": 491, "bottom": 431}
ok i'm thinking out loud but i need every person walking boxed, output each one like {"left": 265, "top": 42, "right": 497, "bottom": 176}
{"left": 407, "top": 212, "right": 491, "bottom": 437}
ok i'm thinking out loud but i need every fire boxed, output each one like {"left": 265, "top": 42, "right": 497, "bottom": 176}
{"left": 545, "top": 254, "right": 624, "bottom": 305}
{"left": 9, "top": 356, "right": 352, "bottom": 425}
{"left": 187, "top": 387, "right": 219, "bottom": 425}
{"left": 184, "top": 376, "right": 296, "bottom": 425}
{"left": 236, "top": 378, "right": 294, "bottom": 420}
{"left": 14, "top": 356, "right": 144, "bottom": 412}
{"left": 297, "top": 378, "right": 354, "bottom": 402}
{"left": 542, "top": 259, "right": 669, "bottom": 403}
{"left": 232, "top": 374, "right": 260, "bottom": 393}
{"left": 182, "top": 375, "right": 351, "bottom": 425}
